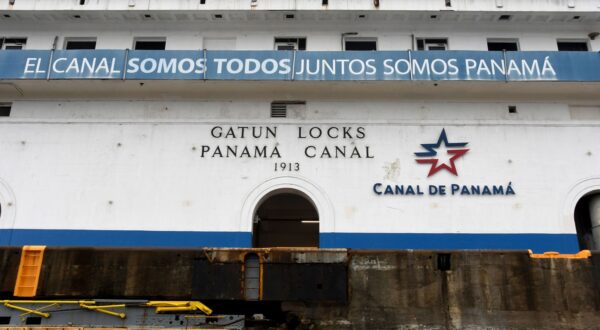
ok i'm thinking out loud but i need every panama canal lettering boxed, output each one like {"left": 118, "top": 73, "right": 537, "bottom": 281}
{"left": 198, "top": 126, "right": 374, "bottom": 169}
{"left": 373, "top": 128, "right": 516, "bottom": 197}
{"left": 372, "top": 183, "right": 516, "bottom": 196}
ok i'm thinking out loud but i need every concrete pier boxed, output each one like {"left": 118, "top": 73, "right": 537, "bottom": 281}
{"left": 0, "top": 248, "right": 599, "bottom": 329}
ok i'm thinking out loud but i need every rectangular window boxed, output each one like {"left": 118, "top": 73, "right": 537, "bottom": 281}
{"left": 416, "top": 38, "right": 448, "bottom": 51}
{"left": 134, "top": 38, "right": 166, "bottom": 50}
{"left": 0, "top": 103, "right": 11, "bottom": 117}
{"left": 1, "top": 38, "right": 27, "bottom": 50}
{"left": 487, "top": 39, "right": 519, "bottom": 51}
{"left": 64, "top": 38, "right": 97, "bottom": 50}
{"left": 557, "top": 40, "right": 589, "bottom": 51}
{"left": 274, "top": 37, "right": 306, "bottom": 50}
{"left": 344, "top": 37, "right": 377, "bottom": 51}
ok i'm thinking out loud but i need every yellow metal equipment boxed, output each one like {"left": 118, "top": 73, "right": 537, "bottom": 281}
{"left": 1, "top": 300, "right": 212, "bottom": 321}
{"left": 146, "top": 301, "right": 213, "bottom": 315}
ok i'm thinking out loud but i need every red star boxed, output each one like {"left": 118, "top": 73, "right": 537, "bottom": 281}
{"left": 416, "top": 148, "right": 469, "bottom": 177}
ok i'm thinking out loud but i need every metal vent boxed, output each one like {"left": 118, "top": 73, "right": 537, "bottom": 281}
{"left": 270, "top": 102, "right": 287, "bottom": 118}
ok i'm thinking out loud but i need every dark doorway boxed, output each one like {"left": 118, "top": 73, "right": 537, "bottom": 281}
{"left": 574, "top": 192, "right": 599, "bottom": 250}
{"left": 253, "top": 192, "right": 319, "bottom": 247}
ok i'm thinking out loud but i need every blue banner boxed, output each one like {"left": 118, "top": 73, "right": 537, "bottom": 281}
{"left": 205, "top": 50, "right": 294, "bottom": 80}
{"left": 49, "top": 50, "right": 125, "bottom": 79}
{"left": 125, "top": 50, "right": 203, "bottom": 80}
{"left": 0, "top": 50, "right": 51, "bottom": 79}
{"left": 0, "top": 49, "right": 598, "bottom": 82}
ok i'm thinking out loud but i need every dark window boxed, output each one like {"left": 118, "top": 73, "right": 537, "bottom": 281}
{"left": 65, "top": 40, "right": 96, "bottom": 50}
{"left": 0, "top": 316, "right": 10, "bottom": 325}
{"left": 0, "top": 103, "right": 11, "bottom": 117}
{"left": 25, "top": 317, "right": 42, "bottom": 325}
{"left": 437, "top": 253, "right": 451, "bottom": 271}
{"left": 557, "top": 41, "right": 588, "bottom": 51}
{"left": 1, "top": 38, "right": 26, "bottom": 50}
{"left": 134, "top": 40, "right": 166, "bottom": 50}
{"left": 275, "top": 37, "right": 306, "bottom": 50}
{"left": 416, "top": 38, "right": 448, "bottom": 51}
{"left": 345, "top": 38, "right": 377, "bottom": 51}
{"left": 487, "top": 40, "right": 519, "bottom": 51}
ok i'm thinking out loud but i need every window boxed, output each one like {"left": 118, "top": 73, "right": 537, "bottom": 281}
{"left": 64, "top": 38, "right": 97, "bottom": 50}
{"left": 0, "top": 38, "right": 26, "bottom": 50}
{"left": 416, "top": 38, "right": 448, "bottom": 51}
{"left": 344, "top": 37, "right": 377, "bottom": 51}
{"left": 557, "top": 40, "right": 589, "bottom": 51}
{"left": 134, "top": 38, "right": 166, "bottom": 50}
{"left": 274, "top": 38, "right": 306, "bottom": 51}
{"left": 487, "top": 39, "right": 519, "bottom": 51}
{"left": 0, "top": 103, "right": 11, "bottom": 117}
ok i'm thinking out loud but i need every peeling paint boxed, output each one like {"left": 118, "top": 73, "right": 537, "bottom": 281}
{"left": 383, "top": 158, "right": 401, "bottom": 180}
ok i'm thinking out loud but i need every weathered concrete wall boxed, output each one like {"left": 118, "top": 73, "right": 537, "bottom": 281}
{"left": 1, "top": 248, "right": 599, "bottom": 329}
{"left": 333, "top": 251, "right": 600, "bottom": 329}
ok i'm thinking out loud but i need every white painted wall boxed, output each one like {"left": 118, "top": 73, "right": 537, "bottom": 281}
{"left": 2, "top": 0, "right": 600, "bottom": 13}
{"left": 0, "top": 24, "right": 596, "bottom": 51}
{"left": 0, "top": 101, "right": 598, "bottom": 236}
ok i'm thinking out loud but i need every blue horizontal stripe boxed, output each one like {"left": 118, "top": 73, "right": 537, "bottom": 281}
{"left": 320, "top": 233, "right": 579, "bottom": 253}
{"left": 0, "top": 229, "right": 252, "bottom": 248}
{"left": 0, "top": 229, "right": 579, "bottom": 253}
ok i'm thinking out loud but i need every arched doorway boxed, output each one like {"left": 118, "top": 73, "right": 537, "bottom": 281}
{"left": 574, "top": 191, "right": 600, "bottom": 250}
{"left": 252, "top": 190, "right": 319, "bottom": 248}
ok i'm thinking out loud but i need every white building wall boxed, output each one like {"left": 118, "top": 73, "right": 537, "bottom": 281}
{"left": 0, "top": 100, "right": 598, "bottom": 239}
{"left": 1, "top": 19, "right": 597, "bottom": 51}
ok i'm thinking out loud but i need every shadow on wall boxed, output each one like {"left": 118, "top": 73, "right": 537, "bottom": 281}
{"left": 574, "top": 192, "right": 600, "bottom": 250}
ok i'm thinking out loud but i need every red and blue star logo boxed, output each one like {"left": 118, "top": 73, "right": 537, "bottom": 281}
{"left": 414, "top": 129, "right": 469, "bottom": 177}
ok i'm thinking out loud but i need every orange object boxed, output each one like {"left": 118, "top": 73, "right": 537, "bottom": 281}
{"left": 528, "top": 250, "right": 591, "bottom": 259}
{"left": 13, "top": 245, "right": 46, "bottom": 297}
